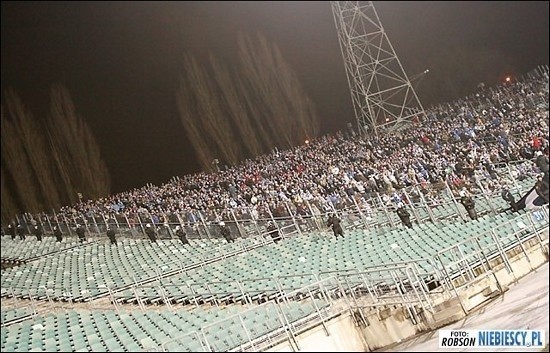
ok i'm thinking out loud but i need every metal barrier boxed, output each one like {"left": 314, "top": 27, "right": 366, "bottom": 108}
{"left": 434, "top": 207, "right": 549, "bottom": 312}
{"left": 158, "top": 277, "right": 340, "bottom": 352}
{"left": 2, "top": 206, "right": 548, "bottom": 353}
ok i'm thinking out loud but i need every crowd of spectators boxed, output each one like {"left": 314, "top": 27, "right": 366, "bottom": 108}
{"left": 8, "top": 69, "right": 550, "bottom": 232}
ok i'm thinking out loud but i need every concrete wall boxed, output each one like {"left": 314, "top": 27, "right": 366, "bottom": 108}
{"left": 267, "top": 314, "right": 367, "bottom": 352}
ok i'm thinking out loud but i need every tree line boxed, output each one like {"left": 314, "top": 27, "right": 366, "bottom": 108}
{"left": 1, "top": 84, "right": 110, "bottom": 223}
{"left": 2, "top": 32, "right": 320, "bottom": 223}
{"left": 176, "top": 32, "right": 320, "bottom": 171}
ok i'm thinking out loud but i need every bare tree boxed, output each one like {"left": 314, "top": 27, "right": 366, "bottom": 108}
{"left": 176, "top": 73, "right": 216, "bottom": 171}
{"left": 176, "top": 32, "right": 320, "bottom": 171}
{"left": 3, "top": 89, "right": 63, "bottom": 210}
{"left": 177, "top": 54, "right": 243, "bottom": 168}
{"left": 238, "top": 32, "right": 292, "bottom": 149}
{"left": 48, "top": 84, "right": 110, "bottom": 204}
{"left": 270, "top": 43, "right": 320, "bottom": 141}
{"left": 237, "top": 33, "right": 320, "bottom": 149}
{"left": 1, "top": 165, "right": 20, "bottom": 224}
{"left": 1, "top": 104, "right": 43, "bottom": 213}
{"left": 210, "top": 55, "right": 266, "bottom": 158}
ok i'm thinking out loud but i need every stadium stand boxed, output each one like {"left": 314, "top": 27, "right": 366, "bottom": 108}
{"left": 1, "top": 65, "right": 549, "bottom": 351}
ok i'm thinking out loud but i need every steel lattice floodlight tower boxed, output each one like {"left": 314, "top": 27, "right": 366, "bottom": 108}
{"left": 331, "top": 1, "right": 427, "bottom": 136}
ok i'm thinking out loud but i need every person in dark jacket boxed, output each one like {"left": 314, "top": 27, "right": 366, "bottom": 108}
{"left": 7, "top": 224, "right": 16, "bottom": 240}
{"left": 76, "top": 224, "right": 86, "bottom": 243}
{"left": 501, "top": 188, "right": 519, "bottom": 212}
{"left": 460, "top": 190, "right": 478, "bottom": 220}
{"left": 33, "top": 225, "right": 43, "bottom": 241}
{"left": 220, "top": 222, "right": 233, "bottom": 243}
{"left": 145, "top": 224, "right": 158, "bottom": 243}
{"left": 175, "top": 226, "right": 189, "bottom": 245}
{"left": 535, "top": 151, "right": 549, "bottom": 175}
{"left": 327, "top": 214, "right": 344, "bottom": 239}
{"left": 267, "top": 221, "right": 281, "bottom": 243}
{"left": 16, "top": 223, "right": 26, "bottom": 240}
{"left": 396, "top": 203, "right": 413, "bottom": 229}
{"left": 534, "top": 151, "right": 549, "bottom": 203}
{"left": 107, "top": 226, "right": 117, "bottom": 245}
{"left": 53, "top": 226, "right": 63, "bottom": 242}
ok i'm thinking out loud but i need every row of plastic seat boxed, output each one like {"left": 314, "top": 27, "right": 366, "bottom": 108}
{"left": 0, "top": 299, "right": 328, "bottom": 352}
{"left": 0, "top": 309, "right": 34, "bottom": 327}
{"left": 1, "top": 236, "right": 83, "bottom": 264}
{"left": 117, "top": 206, "right": 548, "bottom": 306}
{"left": 0, "top": 236, "right": 266, "bottom": 302}
{"left": 2, "top": 187, "right": 544, "bottom": 308}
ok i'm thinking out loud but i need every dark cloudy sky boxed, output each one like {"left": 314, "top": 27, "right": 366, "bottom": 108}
{"left": 2, "top": 1, "right": 549, "bottom": 193}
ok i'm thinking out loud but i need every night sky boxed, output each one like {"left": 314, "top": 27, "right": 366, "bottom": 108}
{"left": 2, "top": 1, "right": 549, "bottom": 194}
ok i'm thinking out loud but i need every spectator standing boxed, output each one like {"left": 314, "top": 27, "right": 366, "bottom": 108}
{"left": 145, "top": 224, "right": 158, "bottom": 243}
{"left": 7, "top": 224, "right": 15, "bottom": 240}
{"left": 460, "top": 190, "right": 478, "bottom": 220}
{"left": 327, "top": 214, "right": 345, "bottom": 239}
{"left": 33, "top": 225, "right": 43, "bottom": 241}
{"left": 76, "top": 224, "right": 86, "bottom": 243}
{"left": 107, "top": 226, "right": 117, "bottom": 245}
{"left": 175, "top": 226, "right": 189, "bottom": 245}
{"left": 220, "top": 222, "right": 233, "bottom": 243}
{"left": 53, "top": 226, "right": 63, "bottom": 242}
{"left": 17, "top": 223, "right": 26, "bottom": 240}
{"left": 396, "top": 203, "right": 413, "bottom": 229}
{"left": 267, "top": 221, "right": 281, "bottom": 243}
{"left": 501, "top": 188, "right": 519, "bottom": 212}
